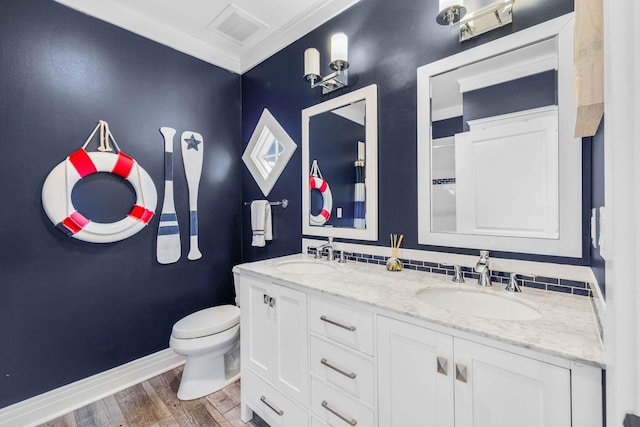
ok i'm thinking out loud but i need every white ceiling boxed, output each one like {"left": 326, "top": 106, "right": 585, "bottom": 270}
{"left": 54, "top": 0, "right": 360, "bottom": 74}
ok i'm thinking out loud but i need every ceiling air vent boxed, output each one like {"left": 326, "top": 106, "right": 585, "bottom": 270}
{"left": 206, "top": 4, "right": 268, "bottom": 44}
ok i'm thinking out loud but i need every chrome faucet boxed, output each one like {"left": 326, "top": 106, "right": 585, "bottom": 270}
{"left": 314, "top": 237, "right": 335, "bottom": 261}
{"left": 505, "top": 272, "right": 522, "bottom": 292}
{"left": 474, "top": 250, "right": 492, "bottom": 287}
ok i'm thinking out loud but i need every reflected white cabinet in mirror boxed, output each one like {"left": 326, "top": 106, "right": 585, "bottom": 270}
{"left": 302, "top": 84, "right": 378, "bottom": 240}
{"left": 243, "top": 108, "right": 297, "bottom": 197}
{"left": 417, "top": 13, "right": 582, "bottom": 257}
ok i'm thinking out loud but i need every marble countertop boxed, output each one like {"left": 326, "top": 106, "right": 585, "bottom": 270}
{"left": 233, "top": 254, "right": 604, "bottom": 368}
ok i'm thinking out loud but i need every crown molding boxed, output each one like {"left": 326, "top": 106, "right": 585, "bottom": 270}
{"left": 239, "top": 0, "right": 360, "bottom": 73}
{"left": 54, "top": 0, "right": 361, "bottom": 75}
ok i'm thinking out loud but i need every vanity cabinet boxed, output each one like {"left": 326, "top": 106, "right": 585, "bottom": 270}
{"left": 237, "top": 274, "right": 309, "bottom": 425}
{"left": 308, "top": 295, "right": 376, "bottom": 426}
{"left": 378, "top": 316, "right": 572, "bottom": 427}
{"left": 235, "top": 266, "right": 601, "bottom": 427}
{"left": 377, "top": 316, "right": 454, "bottom": 427}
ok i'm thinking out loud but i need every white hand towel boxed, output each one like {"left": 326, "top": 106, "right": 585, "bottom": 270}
{"left": 251, "top": 200, "right": 272, "bottom": 247}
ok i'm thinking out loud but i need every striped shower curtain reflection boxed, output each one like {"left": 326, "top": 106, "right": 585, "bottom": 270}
{"left": 354, "top": 159, "right": 365, "bottom": 229}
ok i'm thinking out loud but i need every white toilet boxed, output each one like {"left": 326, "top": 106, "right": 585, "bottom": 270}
{"left": 169, "top": 289, "right": 241, "bottom": 400}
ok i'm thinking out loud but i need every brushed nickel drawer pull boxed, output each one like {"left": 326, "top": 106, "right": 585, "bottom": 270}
{"left": 320, "top": 315, "right": 356, "bottom": 331}
{"left": 321, "top": 400, "right": 357, "bottom": 425}
{"left": 321, "top": 358, "right": 357, "bottom": 379}
{"left": 437, "top": 356, "right": 448, "bottom": 376}
{"left": 260, "top": 395, "right": 284, "bottom": 416}
{"left": 455, "top": 363, "right": 468, "bottom": 383}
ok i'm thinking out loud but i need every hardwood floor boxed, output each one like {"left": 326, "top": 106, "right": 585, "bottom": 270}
{"left": 38, "top": 367, "right": 269, "bottom": 427}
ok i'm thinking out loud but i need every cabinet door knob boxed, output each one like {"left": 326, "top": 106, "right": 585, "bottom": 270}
{"left": 320, "top": 315, "right": 356, "bottom": 331}
{"left": 269, "top": 297, "right": 276, "bottom": 307}
{"left": 437, "top": 356, "right": 448, "bottom": 376}
{"left": 321, "top": 358, "right": 357, "bottom": 379}
{"left": 321, "top": 400, "right": 357, "bottom": 425}
{"left": 260, "top": 395, "right": 284, "bottom": 416}
{"left": 455, "top": 363, "right": 468, "bottom": 383}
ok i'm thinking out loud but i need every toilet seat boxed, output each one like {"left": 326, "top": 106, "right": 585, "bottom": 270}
{"left": 172, "top": 305, "right": 240, "bottom": 339}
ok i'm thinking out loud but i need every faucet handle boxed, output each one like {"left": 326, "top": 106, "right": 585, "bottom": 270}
{"left": 441, "top": 264, "right": 466, "bottom": 283}
{"left": 452, "top": 265, "right": 465, "bottom": 283}
{"left": 505, "top": 272, "right": 522, "bottom": 292}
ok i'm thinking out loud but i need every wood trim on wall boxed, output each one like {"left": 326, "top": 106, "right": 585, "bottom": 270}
{"left": 574, "top": 0, "right": 604, "bottom": 137}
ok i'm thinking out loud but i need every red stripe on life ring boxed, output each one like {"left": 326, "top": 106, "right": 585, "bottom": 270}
{"left": 68, "top": 149, "right": 97, "bottom": 177}
{"left": 320, "top": 209, "right": 330, "bottom": 220}
{"left": 310, "top": 176, "right": 328, "bottom": 192}
{"left": 112, "top": 152, "right": 135, "bottom": 178}
{"left": 129, "top": 204, "right": 154, "bottom": 224}
{"left": 62, "top": 211, "right": 90, "bottom": 234}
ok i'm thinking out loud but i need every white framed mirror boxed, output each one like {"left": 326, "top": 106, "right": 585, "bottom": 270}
{"left": 417, "top": 13, "right": 582, "bottom": 257}
{"left": 243, "top": 108, "right": 297, "bottom": 196}
{"left": 302, "top": 84, "right": 378, "bottom": 240}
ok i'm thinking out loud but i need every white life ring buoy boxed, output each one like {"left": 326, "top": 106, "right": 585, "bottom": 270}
{"left": 42, "top": 149, "right": 157, "bottom": 243}
{"left": 309, "top": 175, "right": 332, "bottom": 225}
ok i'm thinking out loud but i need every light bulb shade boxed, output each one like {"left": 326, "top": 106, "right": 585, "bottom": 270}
{"left": 304, "top": 48, "right": 320, "bottom": 79}
{"left": 330, "top": 33, "right": 348, "bottom": 66}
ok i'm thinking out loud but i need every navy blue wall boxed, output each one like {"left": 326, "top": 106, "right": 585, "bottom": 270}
{"left": 462, "top": 71, "right": 557, "bottom": 129}
{"left": 0, "top": 0, "right": 241, "bottom": 408}
{"left": 591, "top": 121, "right": 606, "bottom": 294}
{"left": 241, "top": 0, "right": 591, "bottom": 266}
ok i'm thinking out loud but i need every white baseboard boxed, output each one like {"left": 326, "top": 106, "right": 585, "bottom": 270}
{"left": 0, "top": 349, "right": 185, "bottom": 427}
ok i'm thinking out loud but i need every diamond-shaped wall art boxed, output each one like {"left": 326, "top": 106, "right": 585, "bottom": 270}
{"left": 243, "top": 108, "right": 297, "bottom": 196}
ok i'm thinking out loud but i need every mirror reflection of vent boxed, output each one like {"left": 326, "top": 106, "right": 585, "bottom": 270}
{"left": 207, "top": 4, "right": 268, "bottom": 44}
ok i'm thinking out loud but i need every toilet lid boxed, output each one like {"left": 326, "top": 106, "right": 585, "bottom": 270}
{"left": 172, "top": 305, "right": 240, "bottom": 339}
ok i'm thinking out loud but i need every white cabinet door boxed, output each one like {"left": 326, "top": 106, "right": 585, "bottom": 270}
{"left": 272, "top": 283, "right": 308, "bottom": 406}
{"left": 377, "top": 316, "right": 455, "bottom": 427}
{"left": 453, "top": 338, "right": 571, "bottom": 427}
{"left": 240, "top": 274, "right": 308, "bottom": 407}
{"left": 243, "top": 276, "right": 274, "bottom": 380}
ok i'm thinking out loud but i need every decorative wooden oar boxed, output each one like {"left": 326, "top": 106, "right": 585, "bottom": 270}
{"left": 181, "top": 131, "right": 204, "bottom": 260}
{"left": 156, "top": 127, "right": 181, "bottom": 264}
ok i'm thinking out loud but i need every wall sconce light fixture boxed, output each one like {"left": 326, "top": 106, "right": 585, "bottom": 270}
{"left": 459, "top": 0, "right": 514, "bottom": 41}
{"left": 437, "top": 0, "right": 466, "bottom": 25}
{"left": 438, "top": 0, "right": 514, "bottom": 42}
{"left": 304, "top": 33, "right": 349, "bottom": 94}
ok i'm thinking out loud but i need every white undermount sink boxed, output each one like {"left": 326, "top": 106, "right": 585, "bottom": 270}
{"left": 416, "top": 288, "right": 542, "bottom": 320}
{"left": 275, "top": 259, "right": 337, "bottom": 274}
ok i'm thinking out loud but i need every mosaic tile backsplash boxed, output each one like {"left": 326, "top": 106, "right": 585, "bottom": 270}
{"left": 432, "top": 178, "right": 456, "bottom": 185}
{"left": 308, "top": 247, "right": 593, "bottom": 297}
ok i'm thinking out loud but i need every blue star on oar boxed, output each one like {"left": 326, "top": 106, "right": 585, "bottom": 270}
{"left": 185, "top": 134, "right": 202, "bottom": 150}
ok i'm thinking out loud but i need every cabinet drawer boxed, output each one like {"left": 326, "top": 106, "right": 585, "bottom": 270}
{"left": 311, "top": 375, "right": 375, "bottom": 427}
{"left": 310, "top": 334, "right": 374, "bottom": 405}
{"left": 243, "top": 369, "right": 308, "bottom": 427}
{"left": 311, "top": 415, "right": 331, "bottom": 427}
{"left": 309, "top": 295, "right": 374, "bottom": 355}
